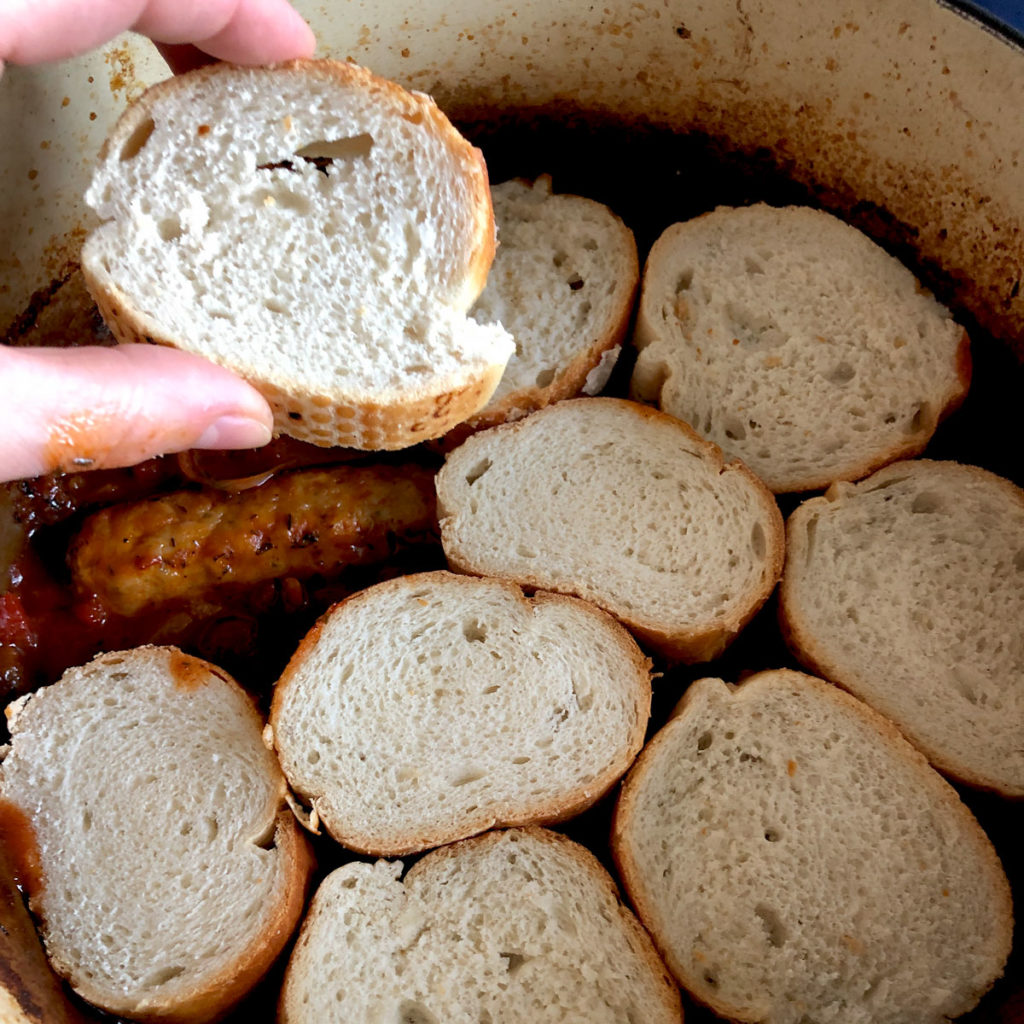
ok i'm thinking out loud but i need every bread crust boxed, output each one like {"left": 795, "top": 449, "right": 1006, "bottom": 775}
{"left": 611, "top": 669, "right": 1014, "bottom": 1024}
{"left": 438, "top": 398, "right": 785, "bottom": 663}
{"left": 5, "top": 648, "right": 315, "bottom": 1024}
{"left": 269, "top": 571, "right": 652, "bottom": 856}
{"left": 81, "top": 59, "right": 504, "bottom": 451}
{"left": 778, "top": 459, "right": 1024, "bottom": 797}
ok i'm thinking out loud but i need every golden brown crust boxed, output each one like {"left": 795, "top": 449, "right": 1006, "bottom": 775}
{"left": 269, "top": 571, "right": 652, "bottom": 857}
{"left": 82, "top": 59, "right": 503, "bottom": 452}
{"left": 440, "top": 397, "right": 785, "bottom": 663}
{"left": 611, "top": 669, "right": 1014, "bottom": 1024}
{"left": 405, "top": 827, "right": 684, "bottom": 1022}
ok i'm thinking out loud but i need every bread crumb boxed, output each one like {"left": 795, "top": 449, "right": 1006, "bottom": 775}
{"left": 787, "top": 759, "right": 797, "bottom": 776}
{"left": 283, "top": 114, "right": 294, "bottom": 133}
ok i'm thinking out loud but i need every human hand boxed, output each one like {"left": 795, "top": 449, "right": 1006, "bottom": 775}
{"left": 0, "top": 0, "right": 317, "bottom": 483}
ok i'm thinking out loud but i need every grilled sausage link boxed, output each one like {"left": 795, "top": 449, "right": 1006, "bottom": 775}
{"left": 69, "top": 464, "right": 437, "bottom": 617}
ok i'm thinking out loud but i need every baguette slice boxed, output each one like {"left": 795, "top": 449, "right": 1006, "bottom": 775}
{"left": 630, "top": 204, "right": 971, "bottom": 493}
{"left": 461, "top": 175, "right": 638, "bottom": 432}
{"left": 612, "top": 669, "right": 1013, "bottom": 1024}
{"left": 0, "top": 647, "right": 313, "bottom": 1024}
{"left": 269, "top": 570, "right": 651, "bottom": 856}
{"left": 780, "top": 459, "right": 1024, "bottom": 796}
{"left": 279, "top": 827, "right": 682, "bottom": 1023}
{"left": 81, "top": 60, "right": 514, "bottom": 450}
{"left": 436, "top": 397, "right": 784, "bottom": 662}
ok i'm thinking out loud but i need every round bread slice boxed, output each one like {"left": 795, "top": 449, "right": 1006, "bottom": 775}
{"left": 630, "top": 204, "right": 971, "bottom": 493}
{"left": 81, "top": 60, "right": 514, "bottom": 450}
{"left": 436, "top": 397, "right": 784, "bottom": 662}
{"left": 612, "top": 669, "right": 1013, "bottom": 1024}
{"left": 463, "top": 175, "right": 638, "bottom": 430}
{"left": 279, "top": 827, "right": 682, "bottom": 1023}
{"left": 0, "top": 647, "right": 313, "bottom": 1024}
{"left": 779, "top": 459, "right": 1024, "bottom": 796}
{"left": 269, "top": 570, "right": 651, "bottom": 856}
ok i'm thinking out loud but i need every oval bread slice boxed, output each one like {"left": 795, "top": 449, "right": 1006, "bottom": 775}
{"left": 779, "top": 459, "right": 1024, "bottom": 796}
{"left": 464, "top": 175, "right": 639, "bottom": 431}
{"left": 81, "top": 60, "right": 514, "bottom": 450}
{"left": 612, "top": 669, "right": 1013, "bottom": 1024}
{"left": 279, "top": 827, "right": 682, "bottom": 1023}
{"left": 0, "top": 647, "right": 313, "bottom": 1024}
{"left": 630, "top": 204, "right": 971, "bottom": 492}
{"left": 436, "top": 397, "right": 784, "bottom": 662}
{"left": 269, "top": 571, "right": 651, "bottom": 855}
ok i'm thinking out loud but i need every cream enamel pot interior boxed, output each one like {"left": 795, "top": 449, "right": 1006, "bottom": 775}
{"left": 1, "top": 1, "right": 1022, "bottom": 1022}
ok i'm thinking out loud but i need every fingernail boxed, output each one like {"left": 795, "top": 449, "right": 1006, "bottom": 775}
{"left": 194, "top": 415, "right": 273, "bottom": 451}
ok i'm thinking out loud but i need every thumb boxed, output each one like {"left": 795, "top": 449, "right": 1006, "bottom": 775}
{"left": 1, "top": 344, "right": 274, "bottom": 483}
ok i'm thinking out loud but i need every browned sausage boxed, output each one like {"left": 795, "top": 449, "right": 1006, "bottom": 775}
{"left": 69, "top": 464, "right": 437, "bottom": 617}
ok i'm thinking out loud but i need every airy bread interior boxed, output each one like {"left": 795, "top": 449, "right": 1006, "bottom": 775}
{"left": 270, "top": 571, "right": 650, "bottom": 855}
{"left": 0, "top": 647, "right": 310, "bottom": 1023}
{"left": 437, "top": 397, "right": 784, "bottom": 661}
{"left": 279, "top": 828, "right": 682, "bottom": 1023}
{"left": 631, "top": 204, "right": 970, "bottom": 492}
{"left": 780, "top": 459, "right": 1024, "bottom": 795}
{"left": 612, "top": 669, "right": 1012, "bottom": 1024}
{"left": 468, "top": 176, "right": 638, "bottom": 424}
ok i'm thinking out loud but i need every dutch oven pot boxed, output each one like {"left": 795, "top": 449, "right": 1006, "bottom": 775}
{"left": 1, "top": 1, "right": 1021, "bottom": 1021}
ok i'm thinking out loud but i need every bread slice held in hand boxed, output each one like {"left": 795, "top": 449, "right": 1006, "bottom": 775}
{"left": 436, "top": 397, "right": 784, "bottom": 662}
{"left": 630, "top": 204, "right": 971, "bottom": 492}
{"left": 81, "top": 60, "right": 514, "bottom": 450}
{"left": 461, "top": 175, "right": 638, "bottom": 432}
{"left": 612, "top": 669, "right": 1012, "bottom": 1024}
{"left": 278, "top": 827, "right": 682, "bottom": 1024}
{"left": 0, "top": 647, "right": 313, "bottom": 1024}
{"left": 269, "top": 570, "right": 651, "bottom": 856}
{"left": 780, "top": 459, "right": 1024, "bottom": 796}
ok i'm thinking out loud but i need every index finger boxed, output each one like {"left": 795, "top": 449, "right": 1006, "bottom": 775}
{"left": 0, "top": 0, "right": 315, "bottom": 67}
